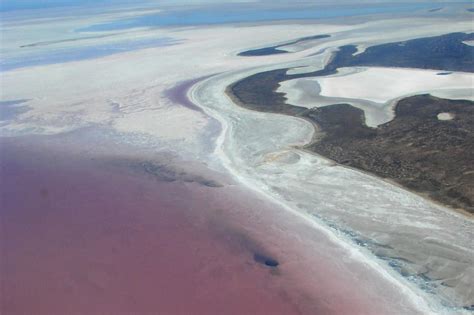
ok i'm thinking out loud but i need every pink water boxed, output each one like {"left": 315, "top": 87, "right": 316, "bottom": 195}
{"left": 0, "top": 135, "right": 426, "bottom": 315}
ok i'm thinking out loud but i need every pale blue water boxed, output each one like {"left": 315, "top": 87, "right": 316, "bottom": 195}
{"left": 0, "top": 1, "right": 461, "bottom": 71}
{"left": 79, "top": 2, "right": 439, "bottom": 32}
{"left": 0, "top": 0, "right": 116, "bottom": 12}
{"left": 0, "top": 37, "right": 178, "bottom": 71}
{"left": 0, "top": 100, "right": 30, "bottom": 120}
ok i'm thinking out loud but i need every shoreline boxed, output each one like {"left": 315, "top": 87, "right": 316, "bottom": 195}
{"left": 187, "top": 50, "right": 473, "bottom": 310}
{"left": 226, "top": 81, "right": 474, "bottom": 218}
{"left": 228, "top": 82, "right": 474, "bottom": 217}
{"left": 189, "top": 75, "right": 452, "bottom": 315}
{"left": 226, "top": 31, "right": 474, "bottom": 215}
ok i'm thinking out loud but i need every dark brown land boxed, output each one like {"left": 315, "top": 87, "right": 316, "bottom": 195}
{"left": 304, "top": 95, "right": 474, "bottom": 214}
{"left": 227, "top": 32, "right": 474, "bottom": 214}
{"left": 238, "top": 34, "right": 330, "bottom": 56}
{"left": 229, "top": 84, "right": 474, "bottom": 213}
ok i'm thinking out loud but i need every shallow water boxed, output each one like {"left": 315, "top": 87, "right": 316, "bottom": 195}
{"left": 0, "top": 137, "right": 306, "bottom": 314}
{"left": 0, "top": 133, "right": 430, "bottom": 315}
{"left": 0, "top": 37, "right": 178, "bottom": 71}
{"left": 80, "top": 2, "right": 438, "bottom": 32}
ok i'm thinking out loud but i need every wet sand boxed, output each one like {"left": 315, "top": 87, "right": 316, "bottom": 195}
{"left": 0, "top": 134, "right": 430, "bottom": 315}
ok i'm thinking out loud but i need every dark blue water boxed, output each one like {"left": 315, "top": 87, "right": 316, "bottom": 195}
{"left": 79, "top": 3, "right": 439, "bottom": 32}
{"left": 0, "top": 37, "right": 178, "bottom": 72}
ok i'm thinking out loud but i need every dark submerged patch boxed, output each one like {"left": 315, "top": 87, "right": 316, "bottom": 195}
{"left": 254, "top": 253, "right": 279, "bottom": 267}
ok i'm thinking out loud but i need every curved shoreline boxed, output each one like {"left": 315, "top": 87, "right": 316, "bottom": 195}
{"left": 228, "top": 77, "right": 474, "bottom": 214}
{"left": 226, "top": 32, "right": 474, "bottom": 214}
{"left": 227, "top": 76, "right": 474, "bottom": 217}
{"left": 187, "top": 70, "right": 455, "bottom": 314}
{"left": 187, "top": 43, "right": 474, "bottom": 311}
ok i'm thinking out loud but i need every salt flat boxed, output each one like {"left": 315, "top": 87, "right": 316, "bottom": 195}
{"left": 278, "top": 66, "right": 473, "bottom": 127}
{"left": 2, "top": 20, "right": 349, "bottom": 157}
{"left": 316, "top": 67, "right": 473, "bottom": 103}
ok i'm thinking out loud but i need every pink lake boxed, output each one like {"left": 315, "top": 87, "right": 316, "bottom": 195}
{"left": 0, "top": 135, "right": 428, "bottom": 315}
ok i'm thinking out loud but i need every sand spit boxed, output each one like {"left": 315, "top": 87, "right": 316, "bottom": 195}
{"left": 190, "top": 52, "right": 474, "bottom": 313}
